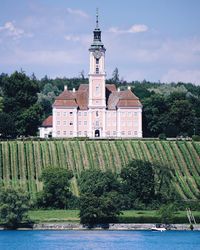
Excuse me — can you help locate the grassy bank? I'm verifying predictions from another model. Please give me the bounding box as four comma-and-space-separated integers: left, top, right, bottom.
28, 210, 200, 224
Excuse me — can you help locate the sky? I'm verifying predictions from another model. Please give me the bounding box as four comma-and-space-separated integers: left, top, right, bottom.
0, 0, 200, 84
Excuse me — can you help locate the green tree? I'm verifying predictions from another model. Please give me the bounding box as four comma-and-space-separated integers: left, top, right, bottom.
0, 112, 16, 138
2, 71, 41, 137
36, 167, 73, 209
0, 187, 30, 228
158, 203, 177, 224
121, 160, 155, 204
79, 169, 121, 224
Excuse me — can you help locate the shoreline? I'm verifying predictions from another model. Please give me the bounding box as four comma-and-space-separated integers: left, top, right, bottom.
1, 223, 200, 231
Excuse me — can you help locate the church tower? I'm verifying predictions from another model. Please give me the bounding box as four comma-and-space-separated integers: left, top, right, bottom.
88, 10, 106, 138
88, 9, 106, 108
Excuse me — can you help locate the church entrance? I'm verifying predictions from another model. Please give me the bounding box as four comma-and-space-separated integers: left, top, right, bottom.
95, 129, 100, 137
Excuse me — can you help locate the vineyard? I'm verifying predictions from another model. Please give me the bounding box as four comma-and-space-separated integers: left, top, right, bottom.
0, 140, 199, 200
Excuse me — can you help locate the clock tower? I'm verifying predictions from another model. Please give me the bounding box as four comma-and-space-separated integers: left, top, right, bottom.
88, 10, 106, 138
88, 9, 106, 108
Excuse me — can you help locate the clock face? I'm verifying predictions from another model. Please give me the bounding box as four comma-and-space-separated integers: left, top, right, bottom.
93, 51, 102, 59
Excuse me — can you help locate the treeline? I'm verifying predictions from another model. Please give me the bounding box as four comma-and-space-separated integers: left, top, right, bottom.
0, 71, 200, 138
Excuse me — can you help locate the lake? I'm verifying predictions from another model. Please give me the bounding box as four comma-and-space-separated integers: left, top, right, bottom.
0, 230, 200, 250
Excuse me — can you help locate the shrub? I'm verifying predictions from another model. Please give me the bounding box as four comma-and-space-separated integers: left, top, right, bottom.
192, 135, 200, 141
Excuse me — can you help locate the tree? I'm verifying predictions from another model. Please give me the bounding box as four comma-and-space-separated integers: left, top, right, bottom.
111, 67, 120, 83
79, 169, 121, 224
120, 160, 155, 204
0, 112, 16, 138
0, 187, 30, 228
158, 204, 177, 224
2, 71, 41, 137
36, 167, 73, 209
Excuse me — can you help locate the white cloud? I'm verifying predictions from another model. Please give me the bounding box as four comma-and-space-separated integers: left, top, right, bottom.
64, 35, 80, 42
108, 24, 148, 34
66, 8, 89, 18
128, 24, 148, 33
161, 69, 200, 84
0, 21, 25, 39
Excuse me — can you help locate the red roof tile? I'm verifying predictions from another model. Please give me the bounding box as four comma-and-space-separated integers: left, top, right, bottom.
52, 84, 142, 110
41, 115, 52, 127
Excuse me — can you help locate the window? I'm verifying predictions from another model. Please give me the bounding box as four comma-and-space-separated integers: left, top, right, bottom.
84, 131, 87, 136
128, 112, 132, 117
78, 131, 81, 136
84, 112, 87, 116
134, 112, 138, 116
113, 131, 116, 136
96, 58, 99, 64
134, 131, 138, 136
128, 131, 131, 135
63, 112, 66, 116
96, 121, 99, 126
70, 112, 73, 116
79, 121, 81, 125
78, 112, 81, 116
96, 85, 100, 94
70, 122, 73, 125
96, 67, 99, 74
57, 112, 60, 116
96, 111, 99, 117
63, 131, 66, 135
63, 121, 67, 125
57, 121, 60, 125
70, 131, 73, 135
84, 121, 87, 125
121, 131, 125, 135
57, 131, 60, 135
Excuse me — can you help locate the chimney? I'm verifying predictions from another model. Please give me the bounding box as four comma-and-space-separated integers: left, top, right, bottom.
128, 86, 131, 90
64, 85, 68, 91
73, 88, 76, 92
117, 88, 120, 92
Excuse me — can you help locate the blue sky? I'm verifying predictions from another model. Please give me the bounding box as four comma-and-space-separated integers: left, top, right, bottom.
0, 0, 200, 84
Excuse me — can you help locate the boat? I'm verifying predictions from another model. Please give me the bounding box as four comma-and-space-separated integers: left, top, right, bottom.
151, 227, 166, 232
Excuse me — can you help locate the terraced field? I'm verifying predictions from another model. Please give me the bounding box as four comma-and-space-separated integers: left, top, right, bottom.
0, 140, 199, 200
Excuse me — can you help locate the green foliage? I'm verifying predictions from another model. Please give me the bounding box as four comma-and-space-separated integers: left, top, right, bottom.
158, 204, 177, 224
1, 71, 41, 137
36, 167, 73, 209
158, 133, 166, 140
0, 187, 30, 228
0, 112, 16, 138
192, 135, 200, 141
121, 160, 155, 204
79, 169, 119, 197
79, 169, 121, 224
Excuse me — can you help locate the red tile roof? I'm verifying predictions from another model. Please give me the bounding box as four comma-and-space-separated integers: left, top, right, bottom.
52, 84, 142, 110
41, 115, 52, 127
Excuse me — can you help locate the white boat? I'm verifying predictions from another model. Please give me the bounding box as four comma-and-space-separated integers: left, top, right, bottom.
151, 227, 166, 232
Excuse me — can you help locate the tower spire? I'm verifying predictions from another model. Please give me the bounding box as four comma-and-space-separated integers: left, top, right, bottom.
96, 8, 99, 28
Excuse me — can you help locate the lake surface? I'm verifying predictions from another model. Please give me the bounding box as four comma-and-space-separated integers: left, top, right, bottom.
0, 230, 200, 250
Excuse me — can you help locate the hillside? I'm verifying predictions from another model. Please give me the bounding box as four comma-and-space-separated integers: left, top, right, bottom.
0, 140, 199, 200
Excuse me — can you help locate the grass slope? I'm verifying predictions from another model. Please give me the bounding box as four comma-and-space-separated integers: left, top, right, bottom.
0, 140, 200, 200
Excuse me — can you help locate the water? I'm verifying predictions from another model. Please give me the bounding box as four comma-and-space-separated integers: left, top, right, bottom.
0, 230, 199, 250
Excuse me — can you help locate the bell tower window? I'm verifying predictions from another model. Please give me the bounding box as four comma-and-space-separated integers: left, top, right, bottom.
96, 67, 99, 74
96, 58, 99, 64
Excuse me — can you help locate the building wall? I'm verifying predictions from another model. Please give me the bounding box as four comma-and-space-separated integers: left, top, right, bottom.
52, 106, 142, 138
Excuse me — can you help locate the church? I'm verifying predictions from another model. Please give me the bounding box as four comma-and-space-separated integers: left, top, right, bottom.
39, 12, 142, 139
